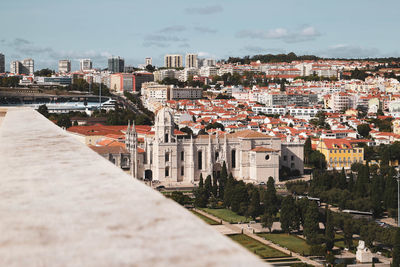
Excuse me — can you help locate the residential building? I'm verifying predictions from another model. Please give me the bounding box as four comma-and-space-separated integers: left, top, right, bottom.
153, 69, 176, 81
0, 53, 4, 73
317, 139, 364, 170
185, 53, 198, 68
10, 58, 34, 75
170, 87, 203, 100
36, 76, 72, 86
80, 59, 92, 71
133, 72, 154, 91
58, 60, 71, 73
145, 57, 152, 66
110, 73, 135, 93
108, 56, 125, 73
164, 54, 183, 68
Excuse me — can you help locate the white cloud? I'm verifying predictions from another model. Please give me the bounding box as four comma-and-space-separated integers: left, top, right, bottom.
320, 44, 380, 58
236, 26, 321, 43
185, 5, 223, 15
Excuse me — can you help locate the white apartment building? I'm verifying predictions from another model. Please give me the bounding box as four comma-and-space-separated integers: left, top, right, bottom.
58, 60, 71, 73
164, 54, 183, 68
153, 69, 176, 81
183, 68, 199, 81
199, 66, 218, 77
170, 87, 203, 100
185, 53, 198, 68
80, 59, 92, 71
10, 58, 34, 75
145, 57, 152, 66
329, 92, 355, 111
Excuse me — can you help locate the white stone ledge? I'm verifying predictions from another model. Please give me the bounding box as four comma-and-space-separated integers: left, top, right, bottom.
0, 108, 266, 267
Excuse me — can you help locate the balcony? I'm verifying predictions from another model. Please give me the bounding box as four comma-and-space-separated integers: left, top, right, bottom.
0, 108, 265, 266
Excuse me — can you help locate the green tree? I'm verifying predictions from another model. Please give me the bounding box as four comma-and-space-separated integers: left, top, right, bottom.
309, 151, 327, 169
212, 174, 218, 197
304, 137, 312, 164
37, 104, 49, 117
357, 124, 371, 138
280, 195, 297, 233
56, 114, 72, 129
343, 218, 353, 249
231, 181, 249, 214
219, 161, 228, 199
264, 176, 278, 216
303, 201, 320, 245
204, 175, 212, 198
223, 173, 235, 208
393, 228, 400, 267
248, 189, 262, 219
199, 174, 204, 189
325, 210, 335, 251
261, 212, 275, 233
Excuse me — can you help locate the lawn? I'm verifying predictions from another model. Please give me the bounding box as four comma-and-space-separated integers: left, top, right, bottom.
258, 233, 312, 256
334, 233, 359, 249
201, 208, 249, 223
190, 210, 220, 225
228, 234, 288, 259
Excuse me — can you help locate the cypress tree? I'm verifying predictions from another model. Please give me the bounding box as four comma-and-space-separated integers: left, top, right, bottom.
219, 161, 228, 198
280, 195, 296, 234
223, 173, 235, 208
325, 210, 335, 251
212, 174, 218, 197
248, 189, 262, 219
393, 228, 400, 267
204, 175, 212, 198
304, 201, 320, 245
339, 168, 347, 190
199, 174, 204, 189
264, 176, 278, 216
304, 137, 312, 164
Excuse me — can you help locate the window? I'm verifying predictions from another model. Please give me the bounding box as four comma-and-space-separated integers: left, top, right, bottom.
165, 167, 169, 177
165, 152, 169, 162
231, 150, 236, 168
181, 151, 184, 161
181, 166, 184, 176
164, 133, 169, 143
291, 163, 295, 168
283, 155, 287, 161
215, 151, 219, 161
265, 154, 270, 160
198, 151, 202, 170
291, 155, 294, 161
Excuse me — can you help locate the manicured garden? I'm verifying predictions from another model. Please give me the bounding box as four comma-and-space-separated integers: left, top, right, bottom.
190, 210, 220, 225
201, 208, 250, 223
258, 233, 311, 256
228, 234, 288, 259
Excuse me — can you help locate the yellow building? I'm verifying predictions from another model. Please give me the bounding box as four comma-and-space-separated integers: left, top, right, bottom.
317, 139, 364, 170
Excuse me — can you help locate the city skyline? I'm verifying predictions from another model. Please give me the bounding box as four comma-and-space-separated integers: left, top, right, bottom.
1, 0, 400, 70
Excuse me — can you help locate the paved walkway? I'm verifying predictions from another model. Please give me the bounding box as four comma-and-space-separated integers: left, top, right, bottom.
194, 209, 323, 266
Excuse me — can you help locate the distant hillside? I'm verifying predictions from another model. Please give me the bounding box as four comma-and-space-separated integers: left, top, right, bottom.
225, 52, 400, 64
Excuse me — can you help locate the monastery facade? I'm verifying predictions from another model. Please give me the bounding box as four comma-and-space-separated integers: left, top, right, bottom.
126, 107, 304, 183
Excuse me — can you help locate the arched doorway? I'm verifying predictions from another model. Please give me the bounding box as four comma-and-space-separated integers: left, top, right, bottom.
144, 169, 153, 181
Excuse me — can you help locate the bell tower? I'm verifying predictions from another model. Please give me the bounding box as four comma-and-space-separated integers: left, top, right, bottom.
155, 107, 175, 143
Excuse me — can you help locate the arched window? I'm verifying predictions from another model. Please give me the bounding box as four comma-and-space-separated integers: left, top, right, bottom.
215, 151, 219, 161
181, 166, 184, 176
165, 166, 170, 177
164, 133, 169, 143
231, 149, 236, 169
165, 152, 170, 162
198, 151, 202, 170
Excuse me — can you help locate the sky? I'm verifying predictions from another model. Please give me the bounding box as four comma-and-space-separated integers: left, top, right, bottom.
1, 0, 400, 71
